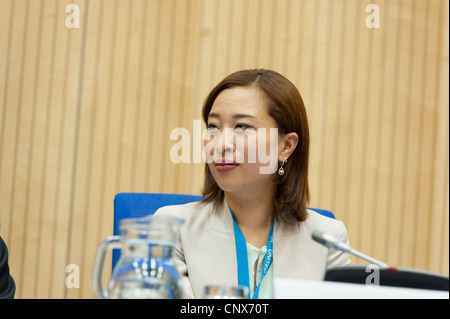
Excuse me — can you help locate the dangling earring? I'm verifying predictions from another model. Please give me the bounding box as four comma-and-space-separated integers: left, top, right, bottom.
278, 158, 288, 176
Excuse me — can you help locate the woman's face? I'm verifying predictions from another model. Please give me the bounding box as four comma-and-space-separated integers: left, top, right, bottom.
205, 86, 281, 196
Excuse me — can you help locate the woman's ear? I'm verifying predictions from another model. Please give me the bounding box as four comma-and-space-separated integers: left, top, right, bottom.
279, 132, 298, 162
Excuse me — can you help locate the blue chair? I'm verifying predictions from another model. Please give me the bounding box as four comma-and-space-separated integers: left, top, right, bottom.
307, 207, 335, 219
112, 192, 335, 268
112, 193, 202, 268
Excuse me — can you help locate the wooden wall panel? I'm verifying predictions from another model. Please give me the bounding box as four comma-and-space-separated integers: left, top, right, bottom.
0, 0, 448, 298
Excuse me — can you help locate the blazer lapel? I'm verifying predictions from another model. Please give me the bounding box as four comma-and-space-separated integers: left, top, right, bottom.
207, 198, 234, 237
273, 215, 301, 280
191, 199, 238, 293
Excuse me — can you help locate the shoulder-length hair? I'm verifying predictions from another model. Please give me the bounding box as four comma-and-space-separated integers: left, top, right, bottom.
201, 69, 310, 223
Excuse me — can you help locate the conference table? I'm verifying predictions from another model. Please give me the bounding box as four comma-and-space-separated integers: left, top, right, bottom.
273, 278, 449, 299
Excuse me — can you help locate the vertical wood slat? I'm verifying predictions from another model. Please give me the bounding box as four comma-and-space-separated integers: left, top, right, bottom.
0, 0, 13, 163
48, 0, 77, 298
429, 0, 449, 275
1, 0, 31, 297
0, 0, 448, 298
372, 1, 397, 263
66, 0, 99, 299
32, 0, 60, 298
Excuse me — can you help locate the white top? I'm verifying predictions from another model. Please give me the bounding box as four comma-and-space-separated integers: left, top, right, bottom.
246, 243, 273, 298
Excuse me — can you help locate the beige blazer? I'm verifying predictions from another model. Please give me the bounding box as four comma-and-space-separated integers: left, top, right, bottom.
154, 199, 351, 298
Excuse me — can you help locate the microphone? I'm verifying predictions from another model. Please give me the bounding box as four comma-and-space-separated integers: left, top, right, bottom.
312, 230, 389, 269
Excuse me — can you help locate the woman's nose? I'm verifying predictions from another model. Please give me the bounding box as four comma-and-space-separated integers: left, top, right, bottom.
214, 128, 235, 155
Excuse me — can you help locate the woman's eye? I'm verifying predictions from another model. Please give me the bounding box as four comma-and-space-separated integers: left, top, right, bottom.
235, 123, 254, 131
207, 123, 220, 131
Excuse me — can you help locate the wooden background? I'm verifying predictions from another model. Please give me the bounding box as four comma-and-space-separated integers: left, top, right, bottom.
0, 0, 448, 298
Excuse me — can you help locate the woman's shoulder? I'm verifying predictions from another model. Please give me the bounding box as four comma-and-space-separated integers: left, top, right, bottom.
154, 200, 212, 221
303, 208, 349, 242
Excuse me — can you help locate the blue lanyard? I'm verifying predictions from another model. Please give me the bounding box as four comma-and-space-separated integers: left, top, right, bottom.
230, 208, 274, 299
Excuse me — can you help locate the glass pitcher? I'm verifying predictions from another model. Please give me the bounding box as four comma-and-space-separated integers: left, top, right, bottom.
92, 214, 184, 299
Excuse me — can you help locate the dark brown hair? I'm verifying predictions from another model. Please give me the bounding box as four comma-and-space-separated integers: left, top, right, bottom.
201, 69, 310, 223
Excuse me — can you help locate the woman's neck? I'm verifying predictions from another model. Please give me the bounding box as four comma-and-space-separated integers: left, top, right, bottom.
225, 191, 274, 248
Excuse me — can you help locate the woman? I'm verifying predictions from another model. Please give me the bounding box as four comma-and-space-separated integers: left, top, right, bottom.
155, 69, 350, 298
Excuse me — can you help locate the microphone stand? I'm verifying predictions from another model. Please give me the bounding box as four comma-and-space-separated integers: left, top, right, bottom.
312, 230, 389, 269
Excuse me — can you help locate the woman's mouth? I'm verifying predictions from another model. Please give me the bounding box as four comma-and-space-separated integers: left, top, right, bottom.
214, 161, 239, 173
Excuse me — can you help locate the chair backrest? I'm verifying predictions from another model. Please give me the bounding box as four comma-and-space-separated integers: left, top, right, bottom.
113, 192, 202, 236
307, 207, 335, 219
112, 192, 335, 268
112, 193, 202, 268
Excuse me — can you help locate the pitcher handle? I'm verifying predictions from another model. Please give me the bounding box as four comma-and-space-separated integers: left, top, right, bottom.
92, 235, 121, 299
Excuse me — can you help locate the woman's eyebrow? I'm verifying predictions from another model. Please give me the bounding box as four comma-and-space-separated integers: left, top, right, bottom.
208, 113, 257, 120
